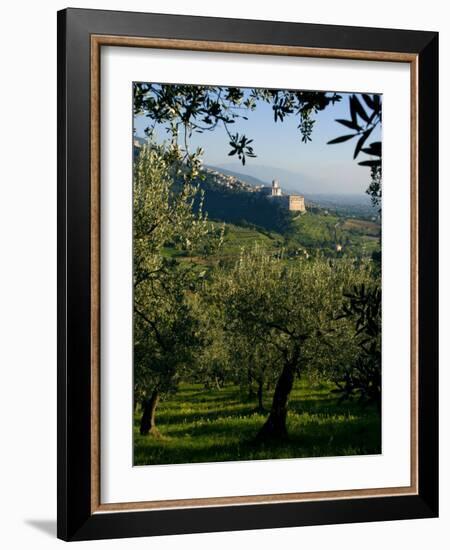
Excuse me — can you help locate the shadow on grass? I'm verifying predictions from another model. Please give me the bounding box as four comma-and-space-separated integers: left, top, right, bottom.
134, 425, 381, 466
151, 404, 264, 427
136, 395, 375, 429
133, 383, 381, 466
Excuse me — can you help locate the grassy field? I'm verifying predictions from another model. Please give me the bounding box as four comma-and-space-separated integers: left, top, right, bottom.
286, 212, 381, 256
167, 212, 380, 268
220, 223, 282, 255
205, 212, 381, 260
134, 381, 381, 466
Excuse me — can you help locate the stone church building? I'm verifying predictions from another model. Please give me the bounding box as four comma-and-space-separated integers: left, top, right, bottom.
259, 179, 306, 212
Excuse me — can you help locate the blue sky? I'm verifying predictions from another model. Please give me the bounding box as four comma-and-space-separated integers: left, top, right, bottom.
134, 88, 381, 196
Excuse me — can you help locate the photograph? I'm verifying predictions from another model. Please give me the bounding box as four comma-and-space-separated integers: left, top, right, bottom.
132, 82, 383, 466
51, 4, 438, 543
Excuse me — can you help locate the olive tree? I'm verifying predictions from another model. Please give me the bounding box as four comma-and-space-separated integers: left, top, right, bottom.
332, 283, 381, 410
133, 143, 219, 435
223, 324, 282, 411
199, 270, 283, 410
134, 83, 341, 166
213, 248, 372, 439
135, 83, 381, 203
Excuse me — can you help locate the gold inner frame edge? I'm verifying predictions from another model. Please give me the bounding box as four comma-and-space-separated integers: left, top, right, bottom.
90, 35, 419, 514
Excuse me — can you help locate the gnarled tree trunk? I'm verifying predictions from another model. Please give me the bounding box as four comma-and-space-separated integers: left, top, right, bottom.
256, 348, 299, 440
140, 390, 160, 436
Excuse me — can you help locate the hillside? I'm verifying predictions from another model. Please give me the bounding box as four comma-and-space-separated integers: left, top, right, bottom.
204, 165, 378, 220
205, 164, 268, 188
176, 166, 382, 260
193, 169, 291, 234
213, 162, 314, 194
285, 212, 380, 257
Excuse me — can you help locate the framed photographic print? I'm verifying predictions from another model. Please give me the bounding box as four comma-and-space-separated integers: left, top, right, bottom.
57, 8, 438, 541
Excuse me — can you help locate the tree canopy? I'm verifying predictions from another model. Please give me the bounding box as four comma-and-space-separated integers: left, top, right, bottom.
134, 83, 382, 205
133, 144, 220, 433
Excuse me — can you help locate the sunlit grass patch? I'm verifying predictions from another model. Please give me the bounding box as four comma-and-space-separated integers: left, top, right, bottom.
133, 381, 381, 466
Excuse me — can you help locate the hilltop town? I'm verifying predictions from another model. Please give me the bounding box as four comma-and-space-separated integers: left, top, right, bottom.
135, 139, 307, 213
204, 168, 306, 212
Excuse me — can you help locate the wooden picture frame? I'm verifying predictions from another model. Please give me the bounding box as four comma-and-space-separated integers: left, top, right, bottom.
57, 7, 438, 541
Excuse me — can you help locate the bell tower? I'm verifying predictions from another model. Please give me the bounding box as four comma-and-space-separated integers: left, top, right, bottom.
271, 179, 282, 196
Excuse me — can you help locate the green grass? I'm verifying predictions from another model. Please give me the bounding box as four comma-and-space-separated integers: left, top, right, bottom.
283, 212, 381, 257
220, 223, 282, 255
341, 218, 381, 236
170, 211, 380, 269
133, 381, 381, 466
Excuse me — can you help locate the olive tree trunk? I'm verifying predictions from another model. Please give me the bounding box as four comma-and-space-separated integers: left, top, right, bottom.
139, 390, 160, 436
256, 350, 299, 440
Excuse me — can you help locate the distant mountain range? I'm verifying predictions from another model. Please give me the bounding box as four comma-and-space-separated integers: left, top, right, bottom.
210, 162, 309, 194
